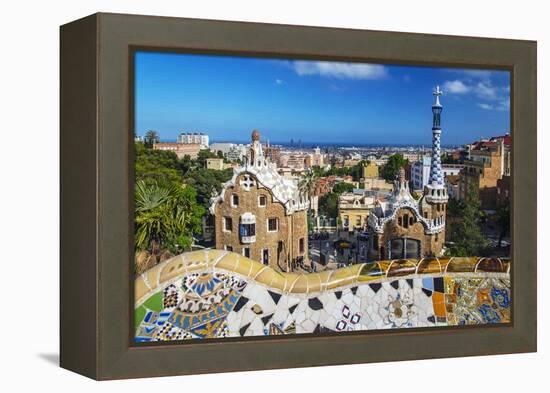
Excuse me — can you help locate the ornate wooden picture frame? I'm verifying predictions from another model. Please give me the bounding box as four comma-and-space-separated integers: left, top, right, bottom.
60, 13, 536, 380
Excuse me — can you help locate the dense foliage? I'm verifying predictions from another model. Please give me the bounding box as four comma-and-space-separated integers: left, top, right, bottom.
380, 154, 408, 182
184, 168, 233, 209
447, 185, 489, 256
134, 142, 232, 259
332, 182, 355, 194
496, 201, 510, 247
311, 160, 368, 182
318, 182, 355, 218
135, 142, 181, 186
134, 180, 204, 255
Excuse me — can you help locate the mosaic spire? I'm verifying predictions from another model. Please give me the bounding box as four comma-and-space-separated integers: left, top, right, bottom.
429, 86, 444, 187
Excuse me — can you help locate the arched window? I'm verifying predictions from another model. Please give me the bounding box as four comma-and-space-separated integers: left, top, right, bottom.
388, 238, 421, 259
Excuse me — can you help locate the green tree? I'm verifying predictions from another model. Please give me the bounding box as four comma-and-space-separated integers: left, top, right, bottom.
318, 192, 339, 218
177, 154, 197, 176
318, 181, 355, 219
447, 186, 489, 256
183, 168, 233, 209
332, 182, 354, 194
496, 201, 510, 247
143, 130, 160, 148
349, 160, 368, 181
441, 153, 460, 164
311, 166, 326, 177
380, 154, 408, 181
196, 149, 218, 168
325, 166, 351, 177
134, 180, 205, 255
135, 142, 181, 187
298, 170, 320, 205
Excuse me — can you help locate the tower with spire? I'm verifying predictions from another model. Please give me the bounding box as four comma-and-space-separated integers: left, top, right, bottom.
424, 86, 449, 204
366, 87, 448, 261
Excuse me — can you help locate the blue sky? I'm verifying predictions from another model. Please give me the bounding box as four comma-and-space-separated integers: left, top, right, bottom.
135, 51, 510, 146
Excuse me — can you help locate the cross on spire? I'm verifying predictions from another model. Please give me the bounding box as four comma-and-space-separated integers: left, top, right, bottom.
433, 85, 442, 107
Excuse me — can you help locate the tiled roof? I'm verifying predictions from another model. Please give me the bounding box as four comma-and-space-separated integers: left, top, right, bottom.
210, 162, 309, 215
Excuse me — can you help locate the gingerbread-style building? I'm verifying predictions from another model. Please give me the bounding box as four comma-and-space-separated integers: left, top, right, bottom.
367, 87, 448, 260
210, 130, 309, 271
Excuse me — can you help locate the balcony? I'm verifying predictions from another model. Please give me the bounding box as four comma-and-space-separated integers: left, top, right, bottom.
240, 212, 256, 244
240, 235, 256, 244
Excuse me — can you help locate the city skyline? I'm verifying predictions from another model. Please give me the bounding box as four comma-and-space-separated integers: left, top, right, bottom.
135, 51, 511, 146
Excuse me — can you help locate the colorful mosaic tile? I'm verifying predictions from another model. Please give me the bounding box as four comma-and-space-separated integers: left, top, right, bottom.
134, 251, 511, 342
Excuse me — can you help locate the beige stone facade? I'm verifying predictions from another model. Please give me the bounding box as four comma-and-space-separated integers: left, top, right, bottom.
153, 142, 201, 159
367, 173, 447, 261
362, 178, 393, 192
338, 192, 375, 232
459, 138, 509, 209
213, 174, 308, 271
362, 162, 379, 179
211, 130, 309, 272
206, 158, 224, 170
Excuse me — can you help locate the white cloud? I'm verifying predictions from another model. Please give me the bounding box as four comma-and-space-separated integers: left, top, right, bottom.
475, 81, 499, 100
291, 61, 388, 80
443, 77, 509, 112
477, 98, 509, 111
274, 79, 285, 85
477, 103, 494, 110
443, 80, 470, 94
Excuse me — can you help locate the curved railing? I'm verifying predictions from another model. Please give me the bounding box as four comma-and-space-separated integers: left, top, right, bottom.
135, 249, 510, 306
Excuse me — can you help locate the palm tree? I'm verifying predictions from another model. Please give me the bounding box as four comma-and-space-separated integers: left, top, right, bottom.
134, 180, 204, 255
143, 130, 160, 148
298, 170, 320, 216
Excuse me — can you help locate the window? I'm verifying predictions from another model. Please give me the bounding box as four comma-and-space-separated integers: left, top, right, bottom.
224, 245, 233, 252
389, 238, 421, 259
398, 217, 402, 226
268, 218, 279, 232
403, 213, 409, 229
262, 249, 269, 265
356, 217, 361, 226
258, 195, 267, 207
240, 223, 256, 237
231, 194, 239, 207
299, 238, 305, 254
223, 217, 233, 232
242, 247, 250, 258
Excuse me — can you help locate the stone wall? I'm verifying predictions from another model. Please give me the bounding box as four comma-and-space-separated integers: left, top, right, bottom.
135, 250, 511, 342
369, 207, 445, 260
214, 173, 308, 271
